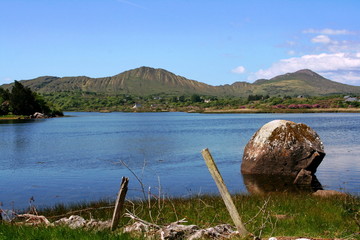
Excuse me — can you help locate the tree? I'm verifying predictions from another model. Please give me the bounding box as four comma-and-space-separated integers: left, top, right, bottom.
10, 81, 41, 115
191, 94, 201, 103
0, 87, 10, 115
170, 96, 178, 103
0, 87, 10, 101
178, 95, 186, 102
34, 93, 51, 114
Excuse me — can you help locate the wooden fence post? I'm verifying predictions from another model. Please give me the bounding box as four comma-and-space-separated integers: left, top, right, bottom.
201, 148, 249, 236
111, 177, 129, 231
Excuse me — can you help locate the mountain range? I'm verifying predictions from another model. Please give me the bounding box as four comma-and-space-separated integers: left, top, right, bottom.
2, 67, 360, 97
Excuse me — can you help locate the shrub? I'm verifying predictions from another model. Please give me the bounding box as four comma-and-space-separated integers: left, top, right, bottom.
288, 104, 299, 109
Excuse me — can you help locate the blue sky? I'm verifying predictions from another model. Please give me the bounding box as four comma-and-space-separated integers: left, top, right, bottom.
1, 0, 360, 86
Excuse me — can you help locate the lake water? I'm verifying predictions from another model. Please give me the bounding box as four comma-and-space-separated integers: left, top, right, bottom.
1, 112, 359, 209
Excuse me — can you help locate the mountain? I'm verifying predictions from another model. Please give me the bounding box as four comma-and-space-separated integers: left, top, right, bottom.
2, 67, 360, 97
251, 69, 360, 96
2, 67, 218, 96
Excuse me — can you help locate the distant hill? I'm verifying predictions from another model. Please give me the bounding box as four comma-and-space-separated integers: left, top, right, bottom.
2, 67, 217, 96
2, 67, 360, 97
251, 69, 360, 96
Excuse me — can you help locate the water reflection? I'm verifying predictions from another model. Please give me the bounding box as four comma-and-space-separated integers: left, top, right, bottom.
242, 174, 323, 194
0, 119, 33, 124
1, 112, 359, 209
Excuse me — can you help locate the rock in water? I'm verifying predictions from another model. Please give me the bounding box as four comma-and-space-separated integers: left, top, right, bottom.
241, 120, 325, 184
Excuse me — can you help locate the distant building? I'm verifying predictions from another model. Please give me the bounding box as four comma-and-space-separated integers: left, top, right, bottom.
344, 96, 359, 102
132, 103, 142, 109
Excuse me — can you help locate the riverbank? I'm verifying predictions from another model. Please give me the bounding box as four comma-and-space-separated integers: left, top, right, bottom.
202, 107, 360, 114
1, 193, 359, 239
0, 115, 28, 120
0, 113, 64, 120
33, 107, 360, 115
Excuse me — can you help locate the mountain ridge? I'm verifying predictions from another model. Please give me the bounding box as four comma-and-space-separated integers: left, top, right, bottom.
2, 66, 360, 97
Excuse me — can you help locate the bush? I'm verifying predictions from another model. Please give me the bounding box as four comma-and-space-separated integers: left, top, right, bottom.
298, 104, 312, 109
288, 104, 299, 109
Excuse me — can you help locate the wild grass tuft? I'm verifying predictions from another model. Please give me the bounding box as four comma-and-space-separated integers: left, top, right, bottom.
1, 193, 359, 239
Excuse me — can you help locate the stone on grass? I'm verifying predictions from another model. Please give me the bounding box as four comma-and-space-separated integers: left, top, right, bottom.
124, 221, 238, 240
55, 215, 86, 229
160, 223, 199, 240
54, 215, 111, 230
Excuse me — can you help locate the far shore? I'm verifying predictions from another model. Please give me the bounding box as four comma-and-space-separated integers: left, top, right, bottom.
201, 107, 360, 114
1, 108, 360, 119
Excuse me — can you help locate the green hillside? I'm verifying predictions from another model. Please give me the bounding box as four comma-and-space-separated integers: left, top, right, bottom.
2, 67, 360, 98
2, 67, 218, 96
251, 69, 359, 96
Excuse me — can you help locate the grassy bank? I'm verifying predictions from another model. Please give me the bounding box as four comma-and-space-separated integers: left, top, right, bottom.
0, 115, 27, 120
0, 224, 136, 240
1, 193, 359, 239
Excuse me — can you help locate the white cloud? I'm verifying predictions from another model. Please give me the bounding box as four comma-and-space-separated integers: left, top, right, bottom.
311, 35, 331, 44
303, 28, 354, 35
231, 66, 246, 74
270, 28, 360, 85
286, 41, 297, 46
250, 53, 360, 85
330, 41, 360, 53
284, 29, 360, 54
287, 50, 296, 55
322, 71, 360, 85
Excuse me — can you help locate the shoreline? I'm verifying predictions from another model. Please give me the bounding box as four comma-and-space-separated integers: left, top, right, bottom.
1, 108, 359, 120
0, 115, 64, 120
202, 107, 360, 114
0, 115, 28, 120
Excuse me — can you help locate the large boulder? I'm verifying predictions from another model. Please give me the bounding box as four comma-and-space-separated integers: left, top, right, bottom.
241, 120, 325, 184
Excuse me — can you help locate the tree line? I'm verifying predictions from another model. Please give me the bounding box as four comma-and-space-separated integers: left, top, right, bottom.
34, 90, 360, 112
0, 81, 63, 116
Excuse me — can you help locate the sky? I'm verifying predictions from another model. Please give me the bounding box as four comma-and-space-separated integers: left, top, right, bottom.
1, 0, 360, 86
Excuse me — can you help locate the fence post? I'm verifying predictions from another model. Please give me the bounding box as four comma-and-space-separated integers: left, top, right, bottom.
201, 148, 249, 236
111, 177, 129, 231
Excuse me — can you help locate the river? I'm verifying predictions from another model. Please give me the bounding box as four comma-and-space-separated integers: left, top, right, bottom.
0, 112, 359, 209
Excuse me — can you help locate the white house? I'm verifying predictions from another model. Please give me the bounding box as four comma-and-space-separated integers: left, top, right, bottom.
132, 103, 142, 109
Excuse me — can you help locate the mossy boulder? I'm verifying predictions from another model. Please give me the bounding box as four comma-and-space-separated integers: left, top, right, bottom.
241, 120, 325, 184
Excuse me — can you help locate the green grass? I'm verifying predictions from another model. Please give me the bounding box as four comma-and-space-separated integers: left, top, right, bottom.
0, 115, 27, 120
1, 193, 359, 239
0, 224, 137, 240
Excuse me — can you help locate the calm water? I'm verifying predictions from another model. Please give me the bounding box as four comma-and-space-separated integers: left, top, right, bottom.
0, 112, 359, 209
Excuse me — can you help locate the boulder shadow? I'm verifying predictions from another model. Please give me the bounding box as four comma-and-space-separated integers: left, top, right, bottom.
242, 173, 323, 194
